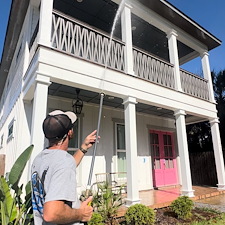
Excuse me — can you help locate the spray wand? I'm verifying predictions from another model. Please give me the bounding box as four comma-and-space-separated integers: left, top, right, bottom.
85, 92, 105, 201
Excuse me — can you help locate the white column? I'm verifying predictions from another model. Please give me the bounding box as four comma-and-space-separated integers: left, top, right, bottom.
167, 30, 182, 91
209, 118, 225, 189
38, 0, 54, 46
201, 51, 216, 103
174, 109, 194, 197
30, 75, 51, 164
121, 3, 134, 75
123, 96, 140, 206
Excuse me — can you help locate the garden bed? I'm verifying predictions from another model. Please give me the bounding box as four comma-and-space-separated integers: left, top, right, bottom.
116, 206, 224, 225
154, 206, 223, 224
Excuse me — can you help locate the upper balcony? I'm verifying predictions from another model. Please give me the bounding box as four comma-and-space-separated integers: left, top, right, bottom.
47, 9, 210, 101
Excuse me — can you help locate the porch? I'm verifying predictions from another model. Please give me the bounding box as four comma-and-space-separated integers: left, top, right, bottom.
117, 186, 225, 216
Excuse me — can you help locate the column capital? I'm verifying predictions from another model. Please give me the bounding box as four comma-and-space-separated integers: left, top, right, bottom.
124, 2, 132, 9
174, 109, 186, 117
209, 118, 220, 124
123, 96, 137, 105
35, 74, 51, 86
166, 29, 178, 38
200, 51, 209, 58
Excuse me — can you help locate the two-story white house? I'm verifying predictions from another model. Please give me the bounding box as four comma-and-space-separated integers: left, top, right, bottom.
0, 0, 225, 205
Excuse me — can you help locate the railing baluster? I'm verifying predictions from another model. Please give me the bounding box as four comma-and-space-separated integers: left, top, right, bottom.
52, 11, 125, 72
180, 69, 209, 100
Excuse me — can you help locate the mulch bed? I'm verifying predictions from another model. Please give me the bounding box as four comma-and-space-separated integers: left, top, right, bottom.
155, 207, 222, 225
116, 206, 222, 224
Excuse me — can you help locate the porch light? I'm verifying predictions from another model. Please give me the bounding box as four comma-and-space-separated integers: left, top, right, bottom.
72, 89, 83, 115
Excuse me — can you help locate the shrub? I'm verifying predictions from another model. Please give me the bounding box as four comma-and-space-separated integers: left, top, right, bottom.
88, 212, 104, 225
0, 145, 34, 225
124, 204, 155, 225
170, 196, 194, 219
92, 181, 124, 225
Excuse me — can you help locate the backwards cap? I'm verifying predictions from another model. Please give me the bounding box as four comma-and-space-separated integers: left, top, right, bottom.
43, 110, 77, 140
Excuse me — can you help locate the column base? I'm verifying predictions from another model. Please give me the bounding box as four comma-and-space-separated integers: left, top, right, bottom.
181, 189, 195, 197
125, 198, 141, 207
217, 184, 225, 190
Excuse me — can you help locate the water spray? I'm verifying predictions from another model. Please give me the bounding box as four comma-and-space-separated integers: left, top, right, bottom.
84, 0, 126, 201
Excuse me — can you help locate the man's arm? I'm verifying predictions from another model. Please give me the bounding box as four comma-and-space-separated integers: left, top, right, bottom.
43, 197, 93, 223
74, 130, 99, 166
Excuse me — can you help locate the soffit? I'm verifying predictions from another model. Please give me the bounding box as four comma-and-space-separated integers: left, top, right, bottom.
137, 0, 221, 50
0, 0, 29, 97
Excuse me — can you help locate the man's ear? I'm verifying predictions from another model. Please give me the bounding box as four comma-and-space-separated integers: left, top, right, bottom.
68, 129, 74, 139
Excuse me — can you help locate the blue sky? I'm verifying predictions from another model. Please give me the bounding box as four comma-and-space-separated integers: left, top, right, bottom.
0, 0, 12, 62
0, 0, 224, 74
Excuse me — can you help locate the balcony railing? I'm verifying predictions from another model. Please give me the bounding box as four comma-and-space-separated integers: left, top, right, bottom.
52, 11, 125, 72
133, 47, 175, 89
51, 11, 210, 101
180, 69, 209, 100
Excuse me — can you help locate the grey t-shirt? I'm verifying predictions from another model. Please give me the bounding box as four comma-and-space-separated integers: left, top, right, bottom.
31, 149, 83, 225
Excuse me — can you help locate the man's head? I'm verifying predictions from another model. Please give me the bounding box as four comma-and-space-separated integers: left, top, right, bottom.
43, 110, 77, 145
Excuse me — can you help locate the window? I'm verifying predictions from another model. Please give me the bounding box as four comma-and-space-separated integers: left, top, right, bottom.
116, 123, 126, 176
0, 134, 3, 148
7, 119, 14, 141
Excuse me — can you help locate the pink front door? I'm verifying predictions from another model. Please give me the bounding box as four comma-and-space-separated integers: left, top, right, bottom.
150, 130, 178, 187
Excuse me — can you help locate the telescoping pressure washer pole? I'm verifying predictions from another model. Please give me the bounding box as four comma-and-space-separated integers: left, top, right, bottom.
86, 92, 104, 195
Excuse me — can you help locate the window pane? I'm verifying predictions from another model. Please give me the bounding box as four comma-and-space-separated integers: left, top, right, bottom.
150, 133, 159, 145
1, 135, 3, 146
154, 159, 161, 169
118, 152, 126, 173
165, 159, 174, 169
8, 122, 14, 138
69, 120, 79, 148
117, 124, 125, 150
153, 145, 160, 158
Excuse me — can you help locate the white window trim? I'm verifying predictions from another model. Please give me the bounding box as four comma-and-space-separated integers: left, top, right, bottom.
0, 134, 4, 149
7, 119, 15, 142
115, 122, 126, 168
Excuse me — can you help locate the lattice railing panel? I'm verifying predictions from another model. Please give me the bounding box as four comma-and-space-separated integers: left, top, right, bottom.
52, 11, 125, 72
133, 48, 175, 89
180, 69, 209, 100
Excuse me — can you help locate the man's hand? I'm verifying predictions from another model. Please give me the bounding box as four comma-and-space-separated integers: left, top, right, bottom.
74, 130, 100, 166
79, 196, 93, 222
81, 130, 100, 150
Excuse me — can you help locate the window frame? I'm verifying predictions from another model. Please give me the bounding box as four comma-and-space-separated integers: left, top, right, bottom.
115, 122, 126, 175
0, 134, 3, 149
7, 119, 15, 142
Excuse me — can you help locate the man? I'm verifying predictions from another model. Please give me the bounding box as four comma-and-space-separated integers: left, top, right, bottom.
31, 110, 97, 224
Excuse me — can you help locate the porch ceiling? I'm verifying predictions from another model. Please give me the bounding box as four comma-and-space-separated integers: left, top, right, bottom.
53, 0, 195, 62
49, 82, 176, 119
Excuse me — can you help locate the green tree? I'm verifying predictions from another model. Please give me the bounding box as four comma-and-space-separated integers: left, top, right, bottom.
212, 69, 225, 149
186, 69, 225, 152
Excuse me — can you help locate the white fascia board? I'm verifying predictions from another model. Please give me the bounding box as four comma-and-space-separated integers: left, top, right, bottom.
22, 52, 39, 101
160, 0, 221, 45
